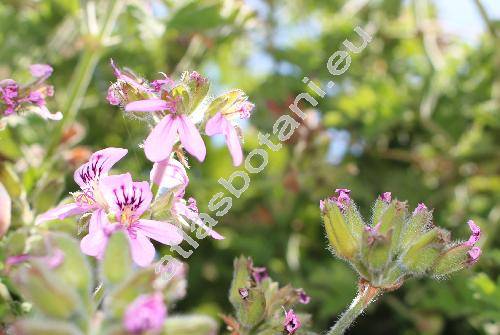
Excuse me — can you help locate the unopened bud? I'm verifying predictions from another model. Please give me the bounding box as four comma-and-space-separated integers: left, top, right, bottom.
402, 228, 448, 274
322, 200, 359, 260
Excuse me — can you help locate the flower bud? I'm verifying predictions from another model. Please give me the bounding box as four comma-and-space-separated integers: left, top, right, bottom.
322, 198, 359, 260
401, 227, 448, 274
0, 181, 11, 237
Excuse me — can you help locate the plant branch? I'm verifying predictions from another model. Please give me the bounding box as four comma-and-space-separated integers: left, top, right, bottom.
326, 281, 382, 335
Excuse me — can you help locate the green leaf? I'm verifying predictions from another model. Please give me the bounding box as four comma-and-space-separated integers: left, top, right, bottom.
12, 260, 80, 319
101, 232, 133, 286
12, 318, 84, 335
163, 314, 219, 335
50, 233, 92, 306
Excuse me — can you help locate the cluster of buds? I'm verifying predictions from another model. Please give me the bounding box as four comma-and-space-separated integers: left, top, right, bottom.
0, 64, 61, 121
107, 60, 254, 166
223, 256, 311, 335
321, 189, 482, 290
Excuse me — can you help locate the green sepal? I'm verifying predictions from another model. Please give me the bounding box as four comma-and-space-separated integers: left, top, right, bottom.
323, 201, 359, 260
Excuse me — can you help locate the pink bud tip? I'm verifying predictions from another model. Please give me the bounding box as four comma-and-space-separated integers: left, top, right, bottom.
413, 202, 428, 214
380, 192, 392, 203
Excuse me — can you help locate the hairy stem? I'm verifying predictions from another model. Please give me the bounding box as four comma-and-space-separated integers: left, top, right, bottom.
326, 282, 381, 335
48, 0, 123, 154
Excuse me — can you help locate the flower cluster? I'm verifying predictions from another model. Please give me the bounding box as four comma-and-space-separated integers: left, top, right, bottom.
224, 256, 311, 335
0, 64, 61, 120
108, 60, 254, 166
321, 189, 482, 289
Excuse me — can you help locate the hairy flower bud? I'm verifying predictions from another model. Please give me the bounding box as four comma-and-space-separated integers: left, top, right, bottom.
322, 196, 359, 261
321, 190, 483, 290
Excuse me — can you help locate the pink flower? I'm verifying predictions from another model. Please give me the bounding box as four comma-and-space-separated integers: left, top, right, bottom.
125, 98, 206, 163
468, 246, 482, 264
465, 220, 481, 247
205, 100, 254, 166
30, 64, 53, 78
380, 192, 391, 203
36, 148, 128, 224
0, 80, 19, 116
124, 293, 166, 334
413, 202, 428, 215
251, 266, 269, 283
283, 309, 301, 334
296, 288, 311, 304
81, 173, 183, 266
320, 188, 352, 213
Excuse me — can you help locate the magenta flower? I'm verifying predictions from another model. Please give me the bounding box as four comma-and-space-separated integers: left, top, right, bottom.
379, 192, 392, 203
0, 79, 19, 116
283, 309, 301, 334
205, 100, 254, 166
1, 64, 60, 120
124, 293, 166, 334
296, 288, 311, 304
36, 147, 128, 224
125, 97, 206, 163
465, 220, 481, 247
81, 173, 183, 266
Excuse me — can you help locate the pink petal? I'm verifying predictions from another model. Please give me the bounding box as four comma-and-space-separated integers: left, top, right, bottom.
125, 99, 169, 112
30, 64, 53, 78
127, 231, 155, 267
205, 112, 225, 136
74, 147, 128, 190
80, 210, 109, 258
35, 203, 86, 225
137, 219, 183, 245
223, 121, 243, 166
144, 115, 180, 162
33, 106, 62, 120
150, 158, 188, 197
178, 115, 206, 162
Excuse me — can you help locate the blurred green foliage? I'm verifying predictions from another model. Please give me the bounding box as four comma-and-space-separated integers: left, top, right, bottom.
0, 0, 499, 334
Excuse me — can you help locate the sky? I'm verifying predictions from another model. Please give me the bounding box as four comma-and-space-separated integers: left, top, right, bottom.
437, 0, 500, 42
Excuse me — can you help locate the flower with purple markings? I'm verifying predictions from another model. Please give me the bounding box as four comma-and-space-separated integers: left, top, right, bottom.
81, 173, 183, 266
283, 309, 301, 334
37, 147, 128, 224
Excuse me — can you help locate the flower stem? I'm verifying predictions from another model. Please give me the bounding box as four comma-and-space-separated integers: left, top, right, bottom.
326, 281, 381, 335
